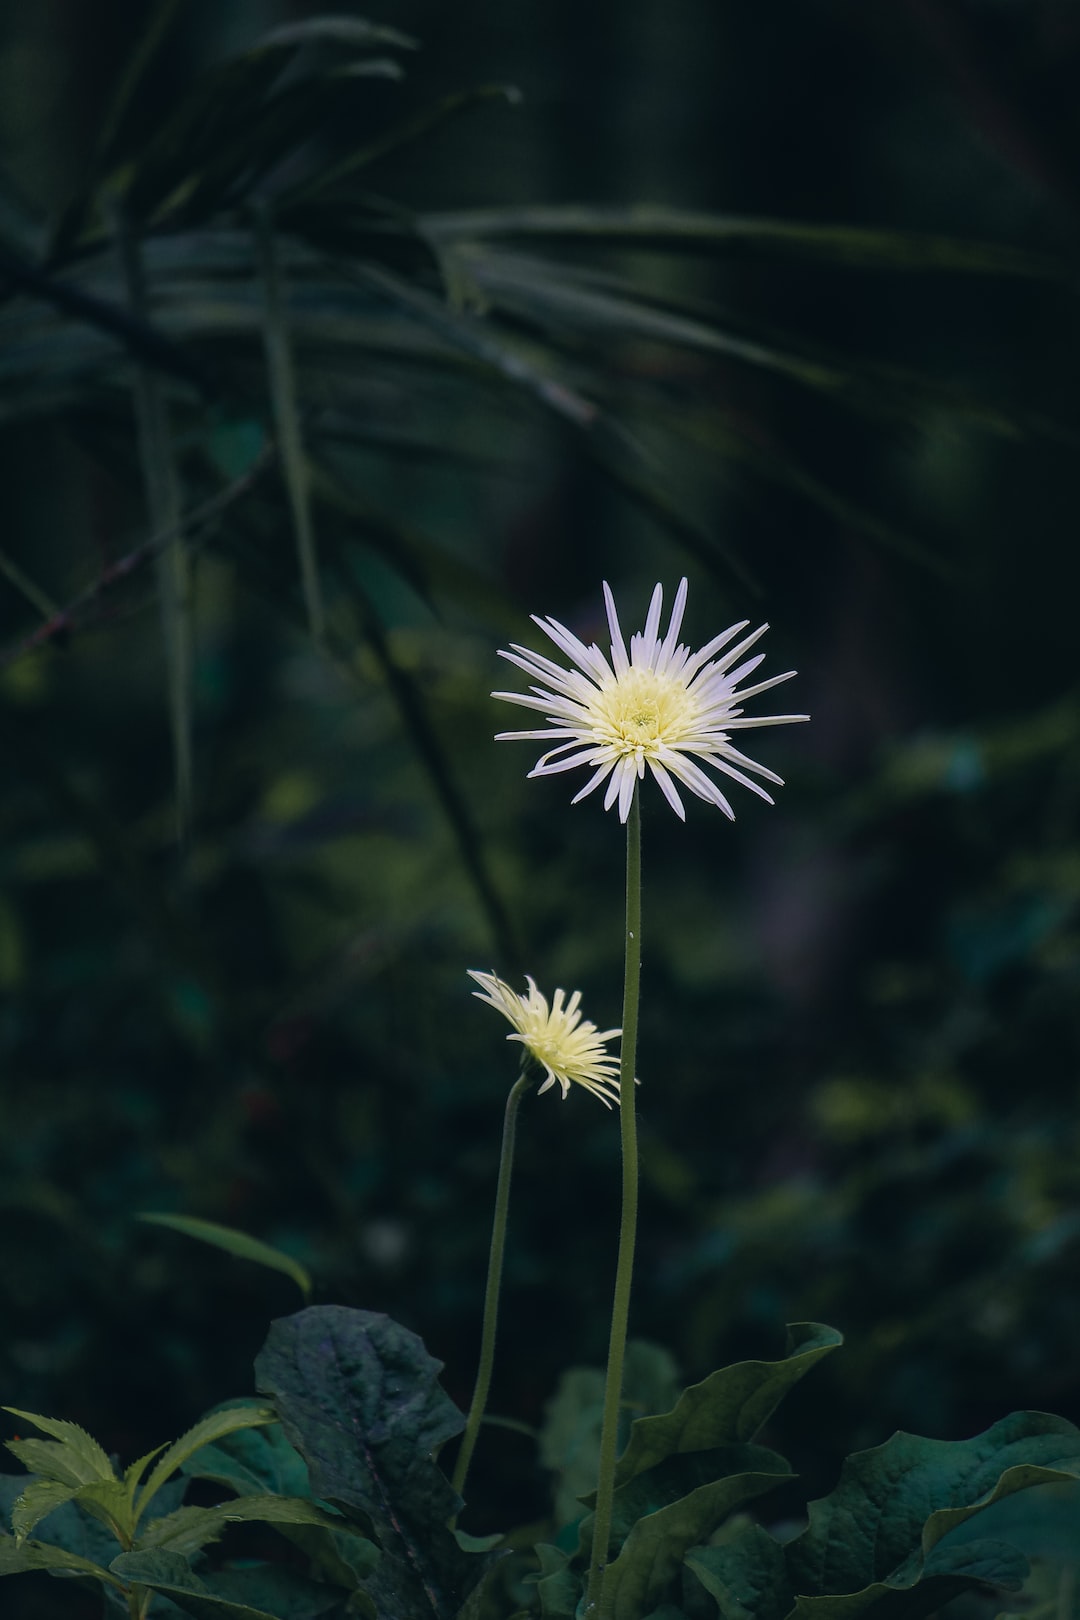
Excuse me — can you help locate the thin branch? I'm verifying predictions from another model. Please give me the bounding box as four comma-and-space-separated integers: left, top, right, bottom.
0, 442, 275, 671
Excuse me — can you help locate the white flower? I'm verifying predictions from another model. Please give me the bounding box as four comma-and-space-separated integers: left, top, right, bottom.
468, 970, 622, 1107
493, 578, 807, 823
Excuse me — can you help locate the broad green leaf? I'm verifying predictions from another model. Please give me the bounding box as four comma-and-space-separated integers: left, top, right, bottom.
195, 1563, 355, 1618
135, 1404, 277, 1523
791, 1540, 1029, 1620
110, 1548, 285, 1619
686, 1524, 793, 1620
597, 1444, 792, 1548
180, 1419, 309, 1498
178, 1419, 378, 1595
612, 1323, 842, 1489
255, 1305, 478, 1620
0, 1529, 125, 1590
9, 1478, 81, 1541
178, 1419, 371, 1595
454, 1529, 504, 1554
453, 1553, 519, 1620
540, 1367, 605, 1530
138, 1213, 313, 1301
787, 1410, 1080, 1595
539, 1342, 682, 1530
931, 1476, 1080, 1563
284, 1519, 382, 1607
529, 1543, 579, 1618
779, 1411, 1080, 1620
600, 1463, 794, 1620
4, 1408, 116, 1487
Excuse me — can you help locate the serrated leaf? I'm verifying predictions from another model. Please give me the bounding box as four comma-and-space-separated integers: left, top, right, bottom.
69, 1478, 137, 1542
254, 1305, 478, 1620
135, 1404, 277, 1524
4, 1408, 116, 1487
0, 1528, 125, 1589
138, 1213, 313, 1301
600, 1465, 794, 1620
612, 1324, 842, 1490
9, 1478, 81, 1540
137, 1492, 372, 1559
125, 1444, 168, 1493
0, 1469, 174, 1570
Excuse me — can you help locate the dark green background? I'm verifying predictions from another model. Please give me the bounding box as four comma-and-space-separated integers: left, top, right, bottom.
0, 0, 1078, 1584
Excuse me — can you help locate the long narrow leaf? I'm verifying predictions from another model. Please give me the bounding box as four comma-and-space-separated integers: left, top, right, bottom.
280, 85, 520, 209
111, 201, 194, 844
254, 206, 325, 645
138, 1213, 313, 1302
51, 0, 187, 256
421, 205, 1061, 278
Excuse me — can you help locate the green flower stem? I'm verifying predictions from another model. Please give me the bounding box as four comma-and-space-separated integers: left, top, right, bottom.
587, 787, 642, 1615
451, 1066, 533, 1511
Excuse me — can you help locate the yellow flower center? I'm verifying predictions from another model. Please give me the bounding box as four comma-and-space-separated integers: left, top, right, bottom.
521, 1013, 576, 1073
592, 668, 697, 757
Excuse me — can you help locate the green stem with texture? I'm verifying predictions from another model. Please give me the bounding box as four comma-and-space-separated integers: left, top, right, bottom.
451, 1066, 533, 1510
587, 787, 642, 1613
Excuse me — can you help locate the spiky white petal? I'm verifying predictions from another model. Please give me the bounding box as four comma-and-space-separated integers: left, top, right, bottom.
493, 579, 808, 822
468, 970, 622, 1107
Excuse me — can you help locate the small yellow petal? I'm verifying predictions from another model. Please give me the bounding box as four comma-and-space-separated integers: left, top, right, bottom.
468, 970, 622, 1108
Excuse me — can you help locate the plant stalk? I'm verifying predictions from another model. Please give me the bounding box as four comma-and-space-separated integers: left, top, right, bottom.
587, 786, 642, 1614
451, 1065, 533, 1511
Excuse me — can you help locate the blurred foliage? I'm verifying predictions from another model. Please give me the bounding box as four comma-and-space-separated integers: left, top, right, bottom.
0, 4, 1079, 1614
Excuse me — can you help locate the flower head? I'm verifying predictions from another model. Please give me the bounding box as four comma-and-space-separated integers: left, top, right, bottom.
468, 969, 622, 1107
493, 578, 808, 822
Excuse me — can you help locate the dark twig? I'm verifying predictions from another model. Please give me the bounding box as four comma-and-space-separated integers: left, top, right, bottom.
0, 441, 276, 670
